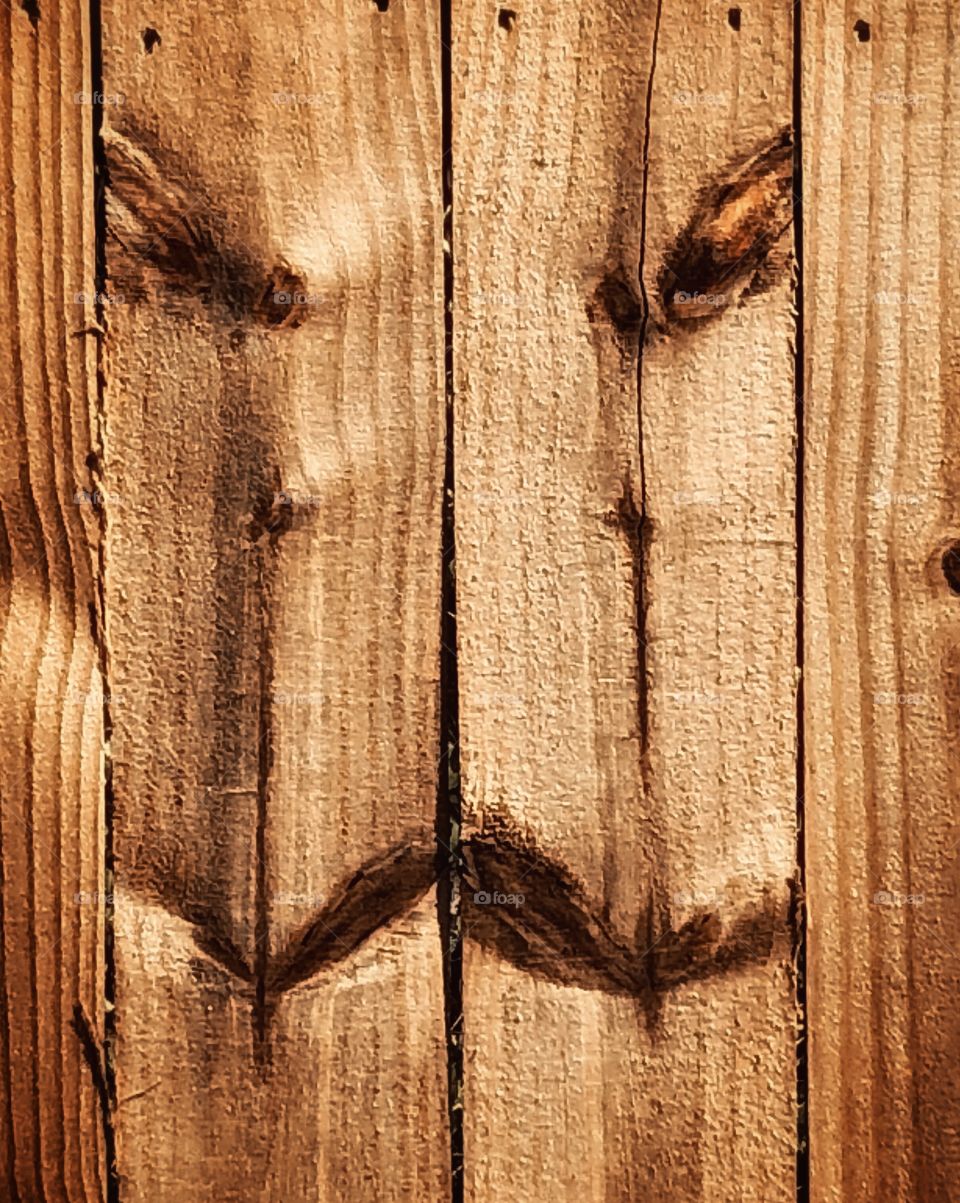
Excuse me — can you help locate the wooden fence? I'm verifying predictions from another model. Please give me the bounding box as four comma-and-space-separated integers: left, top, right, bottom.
0, 0, 957, 1199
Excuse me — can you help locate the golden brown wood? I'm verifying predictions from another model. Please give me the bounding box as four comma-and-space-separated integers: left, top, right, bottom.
453, 1, 798, 1198
803, 3, 960, 1199
100, 1, 449, 1198
0, 1, 105, 1200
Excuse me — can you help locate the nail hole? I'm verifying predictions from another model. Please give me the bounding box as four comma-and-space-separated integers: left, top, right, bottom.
498, 8, 517, 30
373, 0, 389, 11
854, 18, 871, 41
728, 7, 741, 30
943, 542, 960, 594
142, 27, 161, 52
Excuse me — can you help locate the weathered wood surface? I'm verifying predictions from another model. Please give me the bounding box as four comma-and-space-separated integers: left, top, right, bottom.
0, 1, 106, 1200
453, 1, 798, 1199
803, 4, 960, 1200
5, 0, 960, 1198
100, 0, 448, 1198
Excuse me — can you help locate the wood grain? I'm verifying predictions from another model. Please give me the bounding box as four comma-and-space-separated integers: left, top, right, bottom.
0, 1, 106, 1199
452, 1, 798, 1198
803, 3, 960, 1199
100, 1, 448, 1198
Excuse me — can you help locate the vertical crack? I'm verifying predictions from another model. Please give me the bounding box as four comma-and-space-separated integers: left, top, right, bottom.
634, 0, 664, 777
253, 543, 273, 1057
437, 0, 463, 1198
792, 1, 810, 1199
71, 1004, 116, 1199
88, 0, 119, 1193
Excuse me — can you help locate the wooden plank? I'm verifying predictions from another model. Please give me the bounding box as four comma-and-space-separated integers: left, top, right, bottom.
100, 1, 449, 1198
453, 1, 798, 1198
803, 4, 960, 1200
0, 1, 106, 1199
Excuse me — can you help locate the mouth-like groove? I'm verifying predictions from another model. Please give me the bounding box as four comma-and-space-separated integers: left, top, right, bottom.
265, 839, 440, 996
165, 823, 787, 1024
462, 825, 784, 1011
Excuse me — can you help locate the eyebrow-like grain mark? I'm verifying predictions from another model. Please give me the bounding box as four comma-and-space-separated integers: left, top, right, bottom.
104, 126, 309, 327
593, 124, 795, 336
70, 1004, 119, 1198
659, 124, 794, 325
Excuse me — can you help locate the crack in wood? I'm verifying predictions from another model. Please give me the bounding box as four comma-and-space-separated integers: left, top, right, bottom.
70, 1003, 119, 1199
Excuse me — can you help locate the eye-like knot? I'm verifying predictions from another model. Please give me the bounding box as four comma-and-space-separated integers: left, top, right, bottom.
256, 265, 314, 330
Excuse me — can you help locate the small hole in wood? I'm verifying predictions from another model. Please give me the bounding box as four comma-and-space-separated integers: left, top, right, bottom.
728, 7, 741, 30
20, 0, 39, 27
943, 542, 960, 595
498, 8, 517, 31
142, 27, 161, 52
373, 0, 389, 11
854, 18, 871, 41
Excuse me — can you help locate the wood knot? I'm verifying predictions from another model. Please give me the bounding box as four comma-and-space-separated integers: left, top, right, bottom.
659, 125, 794, 328
591, 268, 644, 335
255, 266, 314, 330
942, 541, 960, 595
247, 489, 296, 545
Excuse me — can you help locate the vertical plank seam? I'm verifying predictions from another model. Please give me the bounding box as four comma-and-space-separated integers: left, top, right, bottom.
86, 0, 119, 1192
437, 1, 463, 1198
792, 1, 810, 1200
